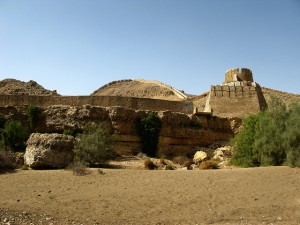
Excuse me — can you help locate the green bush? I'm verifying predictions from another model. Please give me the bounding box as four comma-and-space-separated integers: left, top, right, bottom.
74, 124, 115, 166
231, 95, 300, 167
284, 103, 300, 167
27, 105, 41, 130
190, 121, 202, 129
63, 128, 75, 136
0, 151, 16, 173
0, 115, 6, 129
3, 120, 28, 152
230, 113, 262, 167
136, 112, 162, 157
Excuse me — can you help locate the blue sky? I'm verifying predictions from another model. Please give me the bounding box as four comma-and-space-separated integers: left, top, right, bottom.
0, 0, 299, 95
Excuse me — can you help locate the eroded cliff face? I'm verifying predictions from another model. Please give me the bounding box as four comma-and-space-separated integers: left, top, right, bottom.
0, 105, 240, 157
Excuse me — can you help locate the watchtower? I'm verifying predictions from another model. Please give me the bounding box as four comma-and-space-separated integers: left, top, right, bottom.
225, 68, 253, 83
204, 68, 267, 117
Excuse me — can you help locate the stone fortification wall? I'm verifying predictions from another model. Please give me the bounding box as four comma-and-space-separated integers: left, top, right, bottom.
205, 84, 267, 118
91, 79, 133, 94
0, 95, 194, 114
135, 79, 187, 99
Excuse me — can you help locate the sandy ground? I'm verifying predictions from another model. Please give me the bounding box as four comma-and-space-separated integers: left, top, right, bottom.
0, 166, 299, 225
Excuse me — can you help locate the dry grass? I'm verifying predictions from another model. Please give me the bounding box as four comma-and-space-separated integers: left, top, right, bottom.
199, 159, 220, 170
183, 161, 193, 170
144, 159, 158, 170
69, 161, 91, 176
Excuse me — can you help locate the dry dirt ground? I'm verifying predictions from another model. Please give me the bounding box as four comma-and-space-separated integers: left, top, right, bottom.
0, 166, 299, 225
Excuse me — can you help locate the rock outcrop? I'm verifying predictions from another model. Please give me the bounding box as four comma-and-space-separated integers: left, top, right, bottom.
1, 105, 238, 158
24, 133, 75, 169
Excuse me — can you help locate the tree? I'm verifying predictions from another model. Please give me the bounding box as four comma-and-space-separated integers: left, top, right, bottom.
136, 112, 162, 157
231, 95, 300, 167
254, 96, 288, 166
27, 105, 41, 130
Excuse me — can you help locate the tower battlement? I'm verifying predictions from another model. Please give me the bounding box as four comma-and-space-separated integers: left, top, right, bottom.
225, 68, 253, 83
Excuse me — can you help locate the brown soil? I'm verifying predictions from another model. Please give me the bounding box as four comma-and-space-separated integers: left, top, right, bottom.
0, 166, 299, 225
0, 79, 59, 96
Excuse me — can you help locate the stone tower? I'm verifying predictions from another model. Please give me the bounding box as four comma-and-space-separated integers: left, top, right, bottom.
204, 68, 267, 118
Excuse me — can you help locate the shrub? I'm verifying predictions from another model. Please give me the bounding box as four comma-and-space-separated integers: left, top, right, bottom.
199, 159, 219, 170
69, 161, 91, 176
27, 105, 41, 130
3, 120, 28, 152
0, 115, 6, 129
144, 159, 158, 170
172, 155, 191, 165
0, 151, 16, 173
97, 168, 105, 175
183, 161, 193, 170
136, 112, 162, 157
190, 121, 202, 129
74, 124, 115, 166
21, 164, 29, 170
63, 128, 75, 136
159, 158, 167, 166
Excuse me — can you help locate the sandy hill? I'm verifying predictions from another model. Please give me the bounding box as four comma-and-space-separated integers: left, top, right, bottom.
261, 87, 300, 106
91, 79, 187, 101
0, 79, 59, 96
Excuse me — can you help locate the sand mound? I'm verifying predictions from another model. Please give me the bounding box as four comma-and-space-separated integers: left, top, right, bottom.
91, 79, 187, 101
0, 78, 60, 96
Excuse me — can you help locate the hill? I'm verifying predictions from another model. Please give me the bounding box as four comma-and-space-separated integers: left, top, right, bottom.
0, 79, 59, 96
91, 79, 187, 101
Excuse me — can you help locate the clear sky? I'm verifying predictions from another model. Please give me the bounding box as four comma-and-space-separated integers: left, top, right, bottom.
0, 0, 299, 95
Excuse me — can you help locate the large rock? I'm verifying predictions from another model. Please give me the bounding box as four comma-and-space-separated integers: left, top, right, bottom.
193, 151, 208, 164
24, 133, 75, 169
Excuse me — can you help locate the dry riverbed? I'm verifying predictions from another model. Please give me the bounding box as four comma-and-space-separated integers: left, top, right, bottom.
0, 166, 299, 225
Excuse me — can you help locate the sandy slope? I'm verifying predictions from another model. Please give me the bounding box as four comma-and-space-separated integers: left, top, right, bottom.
0, 167, 299, 225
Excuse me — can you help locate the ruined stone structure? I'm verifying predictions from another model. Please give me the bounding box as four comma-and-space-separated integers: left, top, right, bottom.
204, 68, 267, 118
0, 95, 194, 114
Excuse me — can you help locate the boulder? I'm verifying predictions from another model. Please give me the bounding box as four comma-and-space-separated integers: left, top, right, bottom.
193, 151, 208, 164
24, 133, 75, 169
213, 146, 233, 160
213, 146, 234, 168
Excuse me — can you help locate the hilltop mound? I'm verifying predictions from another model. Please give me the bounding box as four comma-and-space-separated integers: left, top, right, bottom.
91, 79, 187, 101
0, 79, 59, 96
261, 87, 300, 106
